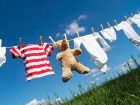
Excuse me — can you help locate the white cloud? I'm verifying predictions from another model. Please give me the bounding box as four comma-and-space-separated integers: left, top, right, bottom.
26, 98, 63, 105
114, 58, 137, 74
66, 21, 85, 36
56, 32, 60, 38
65, 14, 87, 36
25, 99, 47, 105
52, 97, 62, 105
86, 66, 112, 76
77, 14, 87, 21
85, 68, 99, 76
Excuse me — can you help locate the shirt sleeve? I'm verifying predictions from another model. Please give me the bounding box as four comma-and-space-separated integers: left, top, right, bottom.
10, 46, 22, 58
43, 43, 54, 56
73, 38, 82, 49
94, 33, 110, 51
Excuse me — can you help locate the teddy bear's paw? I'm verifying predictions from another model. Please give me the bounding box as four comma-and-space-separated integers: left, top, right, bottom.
82, 68, 90, 74
62, 73, 72, 82
62, 76, 71, 82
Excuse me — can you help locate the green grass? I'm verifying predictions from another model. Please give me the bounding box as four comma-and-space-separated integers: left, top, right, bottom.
60, 65, 140, 105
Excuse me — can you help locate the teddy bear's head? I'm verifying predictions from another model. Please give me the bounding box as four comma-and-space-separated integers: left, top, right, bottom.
54, 39, 69, 51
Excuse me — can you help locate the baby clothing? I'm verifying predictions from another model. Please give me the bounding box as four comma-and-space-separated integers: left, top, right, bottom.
100, 27, 117, 42
73, 34, 108, 73
129, 14, 140, 28
10, 43, 55, 81
0, 39, 6, 67
93, 32, 110, 52
114, 21, 140, 50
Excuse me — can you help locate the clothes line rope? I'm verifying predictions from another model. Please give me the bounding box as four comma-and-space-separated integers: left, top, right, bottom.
3, 10, 140, 49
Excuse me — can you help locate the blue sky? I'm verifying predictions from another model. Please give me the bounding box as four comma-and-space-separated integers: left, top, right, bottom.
0, 0, 140, 105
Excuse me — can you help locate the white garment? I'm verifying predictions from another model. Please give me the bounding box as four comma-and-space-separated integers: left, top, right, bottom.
0, 39, 6, 67
114, 21, 140, 50
100, 27, 117, 42
73, 34, 108, 73
129, 14, 140, 28
93, 32, 110, 52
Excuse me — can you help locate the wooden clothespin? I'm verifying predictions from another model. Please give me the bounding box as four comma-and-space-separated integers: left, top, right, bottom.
64, 33, 67, 40
75, 32, 80, 38
107, 22, 111, 28
40, 36, 43, 46
19, 37, 22, 49
114, 19, 118, 26
49, 36, 56, 45
124, 16, 127, 21
100, 24, 104, 30
91, 27, 94, 34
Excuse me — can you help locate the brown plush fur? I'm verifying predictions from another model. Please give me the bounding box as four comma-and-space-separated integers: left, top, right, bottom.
55, 39, 90, 82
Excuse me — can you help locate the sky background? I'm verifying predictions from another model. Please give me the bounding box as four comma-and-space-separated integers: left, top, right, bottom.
0, 0, 140, 105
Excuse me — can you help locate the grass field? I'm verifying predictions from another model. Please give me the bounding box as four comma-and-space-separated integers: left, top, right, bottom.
58, 57, 140, 105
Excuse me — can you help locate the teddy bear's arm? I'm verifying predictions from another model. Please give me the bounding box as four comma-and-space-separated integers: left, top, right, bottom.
56, 52, 63, 61
71, 48, 82, 57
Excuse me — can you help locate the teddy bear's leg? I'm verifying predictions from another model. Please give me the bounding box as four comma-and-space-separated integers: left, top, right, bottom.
62, 66, 73, 82
74, 62, 90, 74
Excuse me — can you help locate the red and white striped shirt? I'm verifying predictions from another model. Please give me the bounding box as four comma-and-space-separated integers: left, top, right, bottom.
10, 43, 55, 81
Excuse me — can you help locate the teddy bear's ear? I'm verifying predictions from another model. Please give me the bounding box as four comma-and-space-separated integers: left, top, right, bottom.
62, 39, 69, 45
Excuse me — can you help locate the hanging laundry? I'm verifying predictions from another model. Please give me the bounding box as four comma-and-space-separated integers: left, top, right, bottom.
10, 43, 55, 81
0, 39, 6, 67
129, 14, 140, 28
114, 21, 140, 50
73, 34, 108, 73
100, 27, 117, 42
93, 32, 110, 51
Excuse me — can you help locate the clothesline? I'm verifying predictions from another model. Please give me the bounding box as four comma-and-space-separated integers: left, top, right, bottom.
5, 38, 75, 49
3, 10, 140, 49
0, 10, 140, 81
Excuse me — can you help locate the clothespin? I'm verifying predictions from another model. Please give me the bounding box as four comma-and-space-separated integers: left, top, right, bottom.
100, 24, 104, 30
91, 27, 94, 34
40, 36, 43, 46
19, 37, 22, 49
49, 36, 56, 46
75, 32, 80, 38
107, 22, 111, 28
64, 33, 67, 40
124, 16, 127, 21
114, 19, 118, 26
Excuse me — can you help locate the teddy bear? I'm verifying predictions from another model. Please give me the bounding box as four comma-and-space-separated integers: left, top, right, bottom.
54, 39, 90, 82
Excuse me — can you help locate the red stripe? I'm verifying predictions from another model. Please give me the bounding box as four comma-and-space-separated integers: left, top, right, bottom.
21, 47, 42, 54
25, 52, 46, 57
10, 47, 21, 58
25, 63, 51, 70
48, 47, 54, 56
26, 69, 54, 78
44, 44, 49, 53
24, 58, 48, 64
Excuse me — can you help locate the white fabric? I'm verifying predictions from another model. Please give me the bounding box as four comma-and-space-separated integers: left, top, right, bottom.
73, 34, 108, 73
93, 32, 110, 52
129, 14, 140, 28
0, 39, 6, 67
114, 21, 140, 50
100, 27, 117, 42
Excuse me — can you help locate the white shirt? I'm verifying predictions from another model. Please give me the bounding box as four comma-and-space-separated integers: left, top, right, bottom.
114, 21, 140, 50
129, 14, 140, 28
73, 34, 108, 73
100, 27, 117, 42
0, 39, 6, 67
